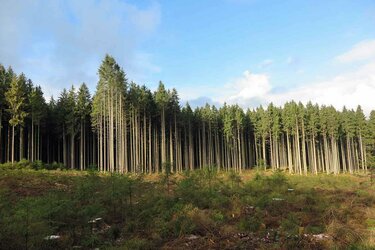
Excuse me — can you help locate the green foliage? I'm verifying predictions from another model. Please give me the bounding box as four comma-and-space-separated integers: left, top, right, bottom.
121, 238, 151, 250
0, 160, 30, 170
228, 170, 242, 188
0, 160, 66, 171
5, 74, 28, 127
0, 168, 373, 249
31, 160, 44, 170
46, 161, 66, 170
29, 86, 46, 124
176, 168, 229, 209
280, 214, 300, 235
238, 216, 261, 232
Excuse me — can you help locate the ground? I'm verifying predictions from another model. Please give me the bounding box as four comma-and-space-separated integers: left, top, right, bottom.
0, 168, 374, 249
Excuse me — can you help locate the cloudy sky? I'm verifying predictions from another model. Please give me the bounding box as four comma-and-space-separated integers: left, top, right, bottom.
1, 0, 375, 114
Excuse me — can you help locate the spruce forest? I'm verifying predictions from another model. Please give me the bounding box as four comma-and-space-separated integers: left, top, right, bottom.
2, 1, 375, 248
0, 55, 374, 174
1, 55, 375, 249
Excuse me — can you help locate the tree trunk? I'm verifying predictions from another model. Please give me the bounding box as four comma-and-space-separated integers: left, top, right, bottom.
63, 128, 67, 168
301, 121, 307, 175
80, 121, 84, 170
359, 133, 365, 172
70, 133, 74, 169
262, 136, 266, 169
0, 111, 2, 163
11, 125, 15, 164
19, 125, 23, 161
31, 121, 34, 162
286, 132, 292, 173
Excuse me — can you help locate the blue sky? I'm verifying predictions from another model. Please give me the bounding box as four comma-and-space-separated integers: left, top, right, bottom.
1, 0, 375, 113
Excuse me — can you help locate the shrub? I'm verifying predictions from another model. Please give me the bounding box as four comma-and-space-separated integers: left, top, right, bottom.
31, 160, 44, 170
0, 160, 33, 170
238, 216, 261, 232
228, 170, 242, 189
17, 159, 31, 169
0, 162, 16, 170
0, 160, 67, 171
211, 210, 225, 223
46, 161, 65, 170
280, 214, 300, 235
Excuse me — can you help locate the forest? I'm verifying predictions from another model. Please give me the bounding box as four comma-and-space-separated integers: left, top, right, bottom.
1, 54, 374, 174
1, 55, 375, 249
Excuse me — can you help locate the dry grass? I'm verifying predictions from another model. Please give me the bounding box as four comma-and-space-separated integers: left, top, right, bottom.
1, 168, 374, 249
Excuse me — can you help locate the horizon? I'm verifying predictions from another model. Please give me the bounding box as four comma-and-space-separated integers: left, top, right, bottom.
1, 0, 375, 114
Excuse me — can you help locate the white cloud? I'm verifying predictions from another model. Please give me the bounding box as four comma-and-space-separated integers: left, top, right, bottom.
210, 39, 375, 115
335, 39, 375, 63
215, 70, 271, 107
269, 62, 375, 114
0, 0, 161, 98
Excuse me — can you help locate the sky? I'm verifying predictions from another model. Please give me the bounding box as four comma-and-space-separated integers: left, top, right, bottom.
1, 0, 375, 114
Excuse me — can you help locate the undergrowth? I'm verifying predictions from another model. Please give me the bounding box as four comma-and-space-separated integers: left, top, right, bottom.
0, 167, 373, 249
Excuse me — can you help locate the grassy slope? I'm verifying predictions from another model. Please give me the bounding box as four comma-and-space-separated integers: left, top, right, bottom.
0, 168, 374, 249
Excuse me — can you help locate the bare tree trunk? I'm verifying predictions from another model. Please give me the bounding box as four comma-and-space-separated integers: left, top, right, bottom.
11, 125, 15, 164
19, 125, 23, 161
169, 122, 173, 172
161, 108, 166, 172
63, 128, 67, 167
189, 120, 193, 170
269, 130, 274, 170
149, 116, 152, 173
31, 121, 34, 162
238, 126, 242, 172
0, 111, 2, 163
80, 121, 84, 170
312, 135, 317, 174
286, 132, 292, 173
262, 136, 266, 169
70, 133, 74, 169
301, 121, 307, 175
359, 133, 365, 172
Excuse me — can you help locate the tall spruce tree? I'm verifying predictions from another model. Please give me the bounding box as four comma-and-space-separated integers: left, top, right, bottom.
5, 74, 27, 164
155, 81, 170, 172
76, 83, 91, 170
92, 54, 127, 172
29, 86, 46, 162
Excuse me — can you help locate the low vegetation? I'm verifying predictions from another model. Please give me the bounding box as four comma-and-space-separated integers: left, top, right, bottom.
0, 166, 374, 249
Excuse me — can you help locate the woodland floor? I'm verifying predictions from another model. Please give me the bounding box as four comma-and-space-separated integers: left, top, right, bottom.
0, 168, 374, 249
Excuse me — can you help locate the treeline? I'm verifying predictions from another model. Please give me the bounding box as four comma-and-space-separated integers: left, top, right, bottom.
1, 55, 375, 174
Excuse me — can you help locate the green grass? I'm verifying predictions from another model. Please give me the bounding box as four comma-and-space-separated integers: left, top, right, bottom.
0, 168, 374, 249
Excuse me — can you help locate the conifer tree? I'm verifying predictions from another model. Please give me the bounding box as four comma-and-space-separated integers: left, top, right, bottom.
5, 74, 27, 164
77, 83, 91, 170
155, 81, 170, 172
29, 86, 46, 161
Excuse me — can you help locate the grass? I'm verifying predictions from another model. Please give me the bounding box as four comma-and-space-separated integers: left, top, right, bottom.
0, 167, 374, 249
